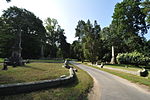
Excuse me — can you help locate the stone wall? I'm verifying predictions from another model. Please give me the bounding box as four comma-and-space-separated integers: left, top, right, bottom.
0, 68, 76, 96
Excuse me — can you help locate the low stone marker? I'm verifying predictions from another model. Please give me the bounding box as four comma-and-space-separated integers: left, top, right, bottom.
2, 62, 8, 70
100, 63, 104, 68
138, 68, 149, 77
63, 60, 71, 69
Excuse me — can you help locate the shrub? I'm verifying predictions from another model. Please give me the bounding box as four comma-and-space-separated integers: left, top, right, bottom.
116, 51, 150, 66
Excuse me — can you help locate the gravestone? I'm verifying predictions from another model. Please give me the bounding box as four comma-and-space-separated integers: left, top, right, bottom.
100, 63, 104, 68
2, 58, 8, 70
138, 68, 149, 77
64, 60, 69, 68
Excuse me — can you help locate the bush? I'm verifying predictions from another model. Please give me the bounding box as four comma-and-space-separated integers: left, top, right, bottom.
117, 51, 150, 66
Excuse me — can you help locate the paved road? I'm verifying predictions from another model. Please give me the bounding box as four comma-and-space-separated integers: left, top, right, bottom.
71, 62, 150, 100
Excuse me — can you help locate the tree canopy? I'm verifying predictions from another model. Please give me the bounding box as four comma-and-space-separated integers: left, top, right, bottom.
0, 6, 46, 58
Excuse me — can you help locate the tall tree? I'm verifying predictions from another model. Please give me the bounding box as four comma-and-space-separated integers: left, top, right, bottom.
45, 17, 70, 59
141, 0, 150, 27
1, 6, 46, 58
0, 17, 14, 57
110, 0, 148, 63
71, 40, 84, 61
75, 20, 102, 63
112, 0, 147, 36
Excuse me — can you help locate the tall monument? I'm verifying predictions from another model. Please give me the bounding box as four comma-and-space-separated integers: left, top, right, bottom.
110, 46, 115, 64
9, 27, 24, 66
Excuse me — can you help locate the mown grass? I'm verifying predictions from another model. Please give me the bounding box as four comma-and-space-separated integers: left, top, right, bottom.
0, 58, 4, 63
104, 64, 141, 71
83, 63, 150, 88
104, 64, 150, 71
30, 59, 64, 63
0, 63, 69, 84
0, 63, 93, 100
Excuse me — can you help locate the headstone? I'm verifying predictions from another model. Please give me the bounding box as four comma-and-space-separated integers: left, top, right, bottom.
2, 62, 8, 70
138, 68, 149, 77
100, 63, 104, 68
63, 60, 70, 69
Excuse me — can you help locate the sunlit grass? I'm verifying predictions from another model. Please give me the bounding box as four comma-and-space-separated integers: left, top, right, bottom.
104, 64, 141, 71
30, 59, 64, 63
0, 64, 93, 100
0, 63, 69, 84
0, 58, 3, 63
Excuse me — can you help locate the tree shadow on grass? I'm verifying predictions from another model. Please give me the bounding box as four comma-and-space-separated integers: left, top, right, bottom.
21, 65, 46, 71
0, 75, 25, 85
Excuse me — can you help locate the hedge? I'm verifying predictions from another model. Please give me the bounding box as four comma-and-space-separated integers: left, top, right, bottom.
116, 51, 150, 66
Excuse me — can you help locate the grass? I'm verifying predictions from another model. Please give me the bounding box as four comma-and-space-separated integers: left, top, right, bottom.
104, 64, 141, 71
0, 63, 69, 84
0, 63, 93, 100
30, 59, 64, 63
0, 58, 4, 63
104, 64, 150, 71
83, 62, 150, 88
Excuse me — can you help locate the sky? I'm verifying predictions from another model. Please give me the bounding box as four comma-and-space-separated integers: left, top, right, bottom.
0, 0, 149, 43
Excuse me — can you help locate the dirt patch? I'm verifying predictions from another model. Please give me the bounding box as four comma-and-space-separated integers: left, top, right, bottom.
136, 83, 150, 93
88, 77, 101, 100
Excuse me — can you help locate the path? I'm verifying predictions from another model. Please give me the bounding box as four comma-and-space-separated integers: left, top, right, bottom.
71, 62, 150, 100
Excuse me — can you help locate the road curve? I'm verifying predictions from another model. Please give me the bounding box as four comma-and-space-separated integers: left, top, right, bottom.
71, 62, 150, 100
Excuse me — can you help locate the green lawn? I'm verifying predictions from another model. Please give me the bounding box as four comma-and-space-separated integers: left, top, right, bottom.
0, 63, 69, 84
105, 64, 150, 71
0, 63, 93, 100
104, 64, 142, 71
30, 59, 64, 63
0, 58, 4, 63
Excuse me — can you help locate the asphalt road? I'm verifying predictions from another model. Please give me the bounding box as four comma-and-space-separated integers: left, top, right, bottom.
71, 62, 150, 100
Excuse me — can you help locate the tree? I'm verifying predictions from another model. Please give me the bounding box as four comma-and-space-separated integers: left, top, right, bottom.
75, 20, 102, 64
0, 17, 14, 57
112, 0, 147, 36
141, 0, 150, 28
71, 41, 84, 61
6, 0, 10, 2
110, 0, 148, 63
1, 6, 46, 59
45, 17, 70, 59
44, 18, 59, 58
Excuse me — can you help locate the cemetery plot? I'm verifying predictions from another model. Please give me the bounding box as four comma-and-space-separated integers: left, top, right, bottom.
0, 63, 69, 84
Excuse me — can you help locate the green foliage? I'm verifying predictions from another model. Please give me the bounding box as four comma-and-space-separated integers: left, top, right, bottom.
1, 6, 46, 59
44, 18, 70, 59
0, 58, 4, 63
111, 0, 148, 52
141, 0, 150, 27
117, 51, 150, 66
0, 17, 14, 57
75, 20, 102, 63
71, 41, 84, 61
112, 0, 148, 36
6, 0, 11, 2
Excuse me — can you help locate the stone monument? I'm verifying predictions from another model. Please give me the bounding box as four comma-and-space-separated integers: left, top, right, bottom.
4, 27, 24, 67
110, 46, 115, 64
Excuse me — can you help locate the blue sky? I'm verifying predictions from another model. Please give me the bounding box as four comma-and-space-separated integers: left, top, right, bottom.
0, 0, 149, 43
